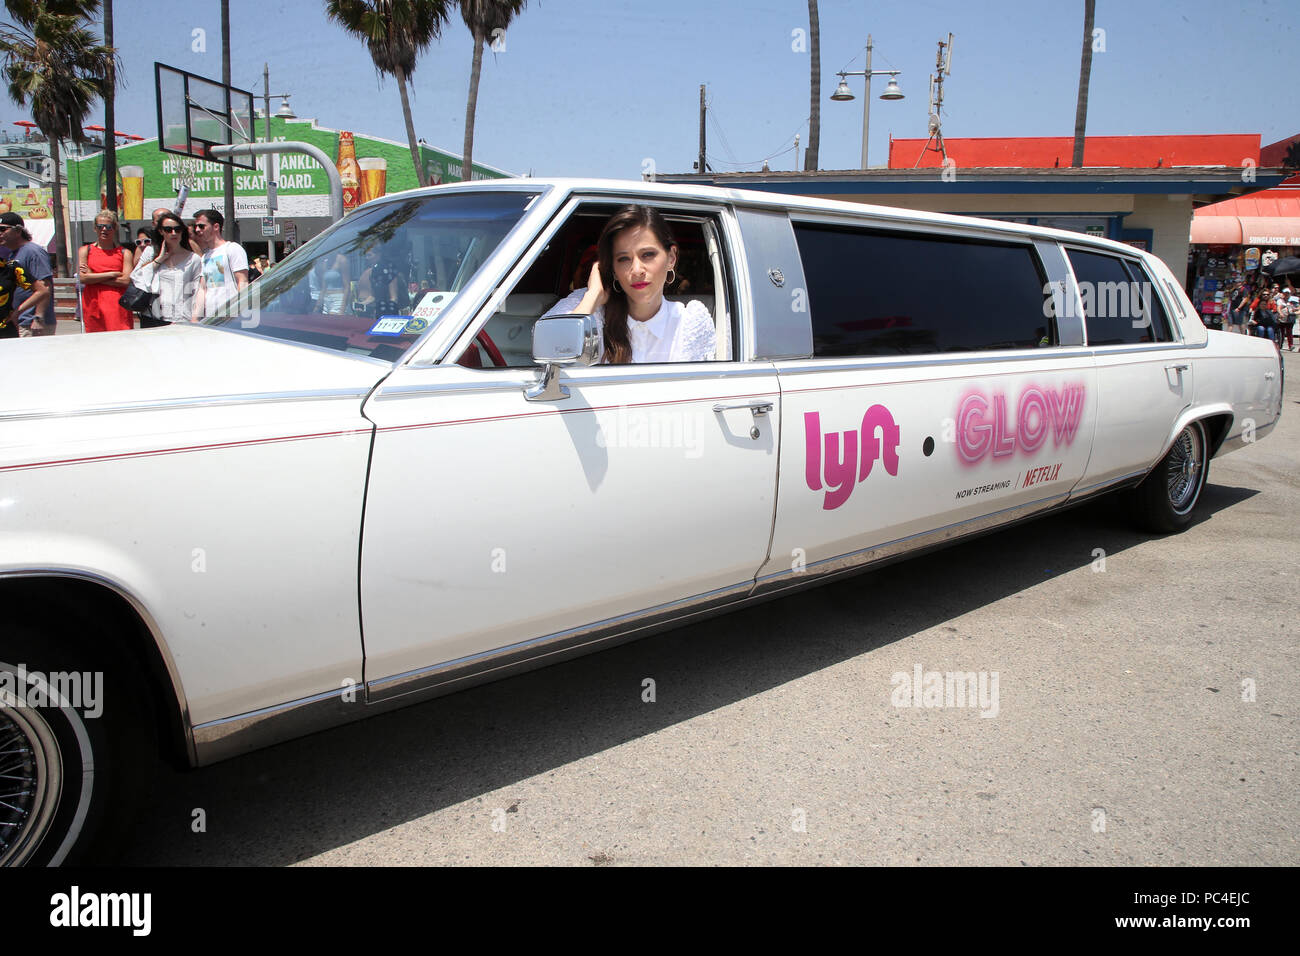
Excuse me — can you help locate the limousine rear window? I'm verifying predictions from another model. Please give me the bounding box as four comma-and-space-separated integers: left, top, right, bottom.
203, 191, 537, 361
792, 223, 1054, 356
1065, 248, 1172, 346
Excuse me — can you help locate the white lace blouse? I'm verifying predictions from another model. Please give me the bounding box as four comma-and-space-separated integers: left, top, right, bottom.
545, 289, 716, 363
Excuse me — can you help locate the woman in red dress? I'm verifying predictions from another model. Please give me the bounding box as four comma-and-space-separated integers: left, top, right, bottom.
78, 210, 134, 332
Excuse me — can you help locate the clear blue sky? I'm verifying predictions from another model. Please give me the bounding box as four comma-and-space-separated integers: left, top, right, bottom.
5, 0, 1296, 177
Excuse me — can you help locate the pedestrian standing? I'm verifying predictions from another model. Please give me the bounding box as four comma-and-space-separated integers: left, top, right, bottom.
143, 213, 201, 323
1229, 285, 1250, 334
192, 209, 248, 320
1281, 289, 1298, 351
79, 210, 134, 333
0, 211, 53, 336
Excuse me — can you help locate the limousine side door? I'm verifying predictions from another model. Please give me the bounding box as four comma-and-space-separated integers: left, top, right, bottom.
756, 219, 1099, 592
357, 202, 781, 700
1065, 246, 1193, 494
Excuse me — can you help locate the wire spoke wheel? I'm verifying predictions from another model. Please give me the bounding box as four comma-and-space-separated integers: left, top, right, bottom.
1165, 425, 1205, 514
0, 694, 63, 867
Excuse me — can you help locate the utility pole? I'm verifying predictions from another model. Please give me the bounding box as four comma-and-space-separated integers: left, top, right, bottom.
264, 63, 277, 265
221, 0, 238, 242
697, 84, 707, 175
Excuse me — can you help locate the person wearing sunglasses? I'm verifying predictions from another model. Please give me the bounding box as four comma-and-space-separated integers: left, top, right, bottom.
77, 209, 135, 333
133, 213, 201, 324
191, 208, 248, 320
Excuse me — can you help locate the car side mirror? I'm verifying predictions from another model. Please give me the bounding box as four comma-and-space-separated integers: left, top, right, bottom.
525, 314, 602, 402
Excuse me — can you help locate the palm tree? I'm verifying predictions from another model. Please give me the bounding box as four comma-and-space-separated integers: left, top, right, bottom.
1283, 141, 1300, 173
459, 0, 526, 182
1071, 0, 1095, 168
326, 0, 453, 188
102, 0, 115, 213
0, 0, 117, 277
803, 0, 820, 171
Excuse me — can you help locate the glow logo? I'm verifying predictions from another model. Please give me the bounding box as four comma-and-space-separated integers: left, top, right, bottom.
804, 406, 901, 510
956, 384, 1085, 465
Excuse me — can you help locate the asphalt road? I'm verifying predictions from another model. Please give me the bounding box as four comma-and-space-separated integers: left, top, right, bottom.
121, 351, 1298, 866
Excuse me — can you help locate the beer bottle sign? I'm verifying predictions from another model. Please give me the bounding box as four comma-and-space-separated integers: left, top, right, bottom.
99, 166, 124, 212
336, 132, 362, 214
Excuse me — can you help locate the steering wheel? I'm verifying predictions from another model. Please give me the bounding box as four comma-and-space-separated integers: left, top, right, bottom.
476, 329, 507, 367
458, 328, 507, 368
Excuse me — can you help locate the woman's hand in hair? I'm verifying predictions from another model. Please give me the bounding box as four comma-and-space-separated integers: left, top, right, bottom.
569, 261, 609, 316
587, 261, 609, 309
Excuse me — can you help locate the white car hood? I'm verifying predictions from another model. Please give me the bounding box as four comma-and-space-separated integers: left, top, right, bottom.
0, 324, 389, 417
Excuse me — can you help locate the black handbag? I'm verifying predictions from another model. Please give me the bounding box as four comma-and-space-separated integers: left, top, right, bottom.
119, 281, 158, 316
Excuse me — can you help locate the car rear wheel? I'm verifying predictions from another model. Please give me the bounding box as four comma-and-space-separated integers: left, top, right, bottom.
0, 616, 154, 866
1131, 420, 1208, 533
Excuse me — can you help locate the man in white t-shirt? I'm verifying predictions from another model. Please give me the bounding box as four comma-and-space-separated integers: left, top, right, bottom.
192, 208, 248, 319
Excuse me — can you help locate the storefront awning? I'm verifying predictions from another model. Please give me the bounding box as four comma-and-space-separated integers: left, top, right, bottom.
1190, 215, 1300, 245
1192, 185, 1300, 245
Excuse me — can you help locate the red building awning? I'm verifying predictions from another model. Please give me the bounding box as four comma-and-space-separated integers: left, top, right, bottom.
1192, 187, 1300, 245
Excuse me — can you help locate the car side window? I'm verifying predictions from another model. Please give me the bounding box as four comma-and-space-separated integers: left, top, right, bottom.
793, 222, 1055, 356
1122, 259, 1174, 343
1066, 248, 1169, 346
456, 203, 735, 369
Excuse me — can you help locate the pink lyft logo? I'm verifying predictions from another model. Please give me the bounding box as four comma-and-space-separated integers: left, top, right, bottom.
956, 383, 1086, 466
804, 407, 901, 510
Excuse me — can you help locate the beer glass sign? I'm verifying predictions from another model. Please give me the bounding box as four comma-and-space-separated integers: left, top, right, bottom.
359, 157, 387, 205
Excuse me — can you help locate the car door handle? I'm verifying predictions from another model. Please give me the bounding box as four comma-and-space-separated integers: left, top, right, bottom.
713, 400, 774, 416
1165, 364, 1190, 373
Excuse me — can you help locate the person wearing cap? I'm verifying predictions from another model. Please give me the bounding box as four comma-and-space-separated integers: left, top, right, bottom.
0, 211, 54, 337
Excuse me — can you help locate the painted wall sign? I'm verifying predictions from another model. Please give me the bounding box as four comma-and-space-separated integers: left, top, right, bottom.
66, 116, 509, 225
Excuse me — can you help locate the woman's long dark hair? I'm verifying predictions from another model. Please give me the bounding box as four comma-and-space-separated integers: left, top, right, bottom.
597, 205, 678, 365
154, 214, 191, 263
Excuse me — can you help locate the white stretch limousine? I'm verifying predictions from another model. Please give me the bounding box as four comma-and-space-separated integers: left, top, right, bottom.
0, 179, 1282, 864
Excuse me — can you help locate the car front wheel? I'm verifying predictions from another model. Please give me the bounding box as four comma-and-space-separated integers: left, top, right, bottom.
0, 616, 154, 866
1131, 420, 1209, 533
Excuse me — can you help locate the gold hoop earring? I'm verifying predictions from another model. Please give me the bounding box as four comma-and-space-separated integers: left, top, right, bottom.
666, 270, 676, 285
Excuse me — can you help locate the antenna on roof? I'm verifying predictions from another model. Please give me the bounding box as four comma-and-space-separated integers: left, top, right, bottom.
914, 33, 954, 169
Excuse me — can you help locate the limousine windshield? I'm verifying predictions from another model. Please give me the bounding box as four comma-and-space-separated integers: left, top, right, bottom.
203, 189, 540, 360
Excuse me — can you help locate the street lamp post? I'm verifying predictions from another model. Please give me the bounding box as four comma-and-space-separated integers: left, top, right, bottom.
260, 63, 295, 265
831, 34, 905, 169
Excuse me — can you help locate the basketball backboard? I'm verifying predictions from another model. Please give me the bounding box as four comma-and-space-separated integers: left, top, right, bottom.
154, 61, 257, 170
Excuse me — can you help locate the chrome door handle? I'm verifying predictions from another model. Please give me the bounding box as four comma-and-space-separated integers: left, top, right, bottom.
713, 400, 774, 416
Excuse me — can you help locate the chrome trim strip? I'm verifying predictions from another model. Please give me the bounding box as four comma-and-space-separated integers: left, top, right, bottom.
191, 577, 760, 764
0, 568, 195, 766
373, 364, 781, 400
1, 388, 373, 422
1066, 469, 1148, 499
771, 350, 1094, 376
367, 579, 757, 700
191, 686, 360, 766
1088, 343, 1186, 357
753, 492, 1070, 591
